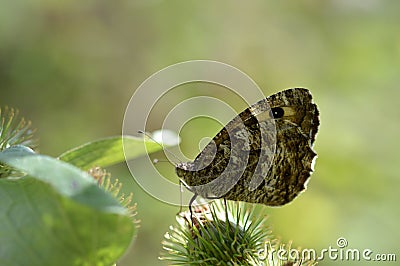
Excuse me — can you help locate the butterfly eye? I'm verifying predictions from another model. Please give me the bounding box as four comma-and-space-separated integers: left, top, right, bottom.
270, 107, 284, 119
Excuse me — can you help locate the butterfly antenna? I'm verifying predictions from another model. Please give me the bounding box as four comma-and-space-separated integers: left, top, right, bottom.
138, 130, 182, 164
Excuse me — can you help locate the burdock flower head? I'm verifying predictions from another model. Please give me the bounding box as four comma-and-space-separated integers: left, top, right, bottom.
0, 106, 37, 151
160, 200, 316, 266
161, 200, 267, 265
0, 106, 37, 177
88, 166, 138, 222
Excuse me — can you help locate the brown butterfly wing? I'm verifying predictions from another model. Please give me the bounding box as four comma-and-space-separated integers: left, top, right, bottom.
176, 88, 319, 206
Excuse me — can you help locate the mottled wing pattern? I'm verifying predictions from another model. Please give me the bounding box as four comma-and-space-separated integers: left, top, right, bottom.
176, 88, 319, 206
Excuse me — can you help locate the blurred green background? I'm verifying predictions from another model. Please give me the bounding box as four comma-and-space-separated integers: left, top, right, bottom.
1, 1, 399, 265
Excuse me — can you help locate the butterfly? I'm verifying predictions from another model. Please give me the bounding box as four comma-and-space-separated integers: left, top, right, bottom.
176, 88, 319, 207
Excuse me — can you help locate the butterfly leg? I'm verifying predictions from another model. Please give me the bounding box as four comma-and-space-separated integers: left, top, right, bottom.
223, 198, 229, 223
177, 180, 183, 214
189, 193, 198, 227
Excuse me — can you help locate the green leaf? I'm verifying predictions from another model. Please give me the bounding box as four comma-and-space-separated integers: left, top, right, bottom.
58, 135, 164, 170
0, 178, 133, 266
0, 146, 135, 266
0, 146, 124, 214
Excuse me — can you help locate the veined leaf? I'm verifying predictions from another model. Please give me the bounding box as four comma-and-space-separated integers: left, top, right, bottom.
58, 135, 165, 170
